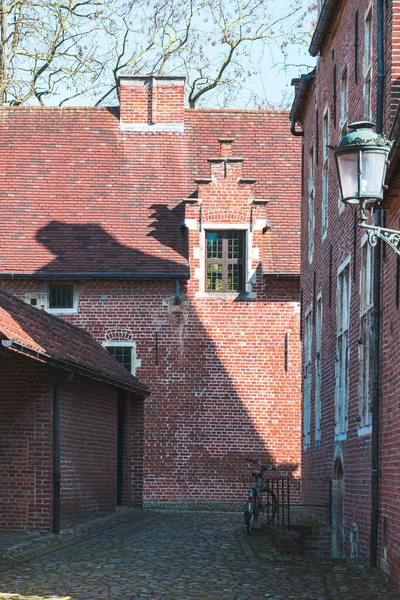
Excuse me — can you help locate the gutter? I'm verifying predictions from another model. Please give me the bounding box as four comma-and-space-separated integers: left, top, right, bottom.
0, 272, 190, 281
4, 340, 149, 397
289, 71, 316, 137
309, 0, 344, 57
263, 273, 300, 280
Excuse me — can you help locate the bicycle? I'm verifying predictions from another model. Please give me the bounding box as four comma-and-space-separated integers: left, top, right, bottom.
243, 458, 277, 533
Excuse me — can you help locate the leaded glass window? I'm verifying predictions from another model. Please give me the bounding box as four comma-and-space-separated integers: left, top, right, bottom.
206, 231, 245, 292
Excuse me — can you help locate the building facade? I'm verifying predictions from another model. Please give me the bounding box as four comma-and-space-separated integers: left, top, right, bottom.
291, 0, 400, 586
0, 76, 302, 519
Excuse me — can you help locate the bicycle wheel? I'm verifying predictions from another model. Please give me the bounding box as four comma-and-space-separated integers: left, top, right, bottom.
244, 504, 255, 533
259, 489, 277, 525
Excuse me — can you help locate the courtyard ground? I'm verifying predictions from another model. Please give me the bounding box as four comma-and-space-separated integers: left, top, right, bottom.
0, 510, 399, 600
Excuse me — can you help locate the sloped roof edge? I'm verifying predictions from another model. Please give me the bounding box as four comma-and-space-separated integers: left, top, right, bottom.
0, 290, 149, 396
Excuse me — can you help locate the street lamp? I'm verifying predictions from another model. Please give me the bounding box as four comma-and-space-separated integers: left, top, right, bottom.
331, 121, 400, 255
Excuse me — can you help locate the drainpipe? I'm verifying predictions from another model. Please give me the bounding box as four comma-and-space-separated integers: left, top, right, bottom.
370, 0, 384, 569
290, 118, 304, 137
53, 371, 75, 534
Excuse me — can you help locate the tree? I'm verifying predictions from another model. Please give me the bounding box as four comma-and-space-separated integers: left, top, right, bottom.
0, 0, 315, 107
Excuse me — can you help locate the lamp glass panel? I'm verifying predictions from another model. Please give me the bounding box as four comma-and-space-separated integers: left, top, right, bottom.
337, 151, 359, 202
361, 151, 386, 198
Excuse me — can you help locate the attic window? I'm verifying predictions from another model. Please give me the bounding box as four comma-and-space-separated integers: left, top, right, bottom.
49, 284, 74, 309
205, 230, 245, 292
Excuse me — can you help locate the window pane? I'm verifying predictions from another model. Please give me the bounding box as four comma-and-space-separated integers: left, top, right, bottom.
227, 232, 243, 259
206, 232, 223, 259
206, 264, 223, 290
227, 264, 243, 291
49, 285, 73, 308
107, 346, 132, 372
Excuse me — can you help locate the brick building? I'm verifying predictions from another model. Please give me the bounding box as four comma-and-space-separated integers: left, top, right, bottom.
290, 0, 400, 587
0, 289, 148, 531
0, 75, 302, 523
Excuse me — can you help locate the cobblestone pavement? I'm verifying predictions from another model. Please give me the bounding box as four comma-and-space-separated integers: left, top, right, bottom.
0, 510, 399, 600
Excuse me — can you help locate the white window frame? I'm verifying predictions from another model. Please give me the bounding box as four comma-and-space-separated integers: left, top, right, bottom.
308, 146, 315, 263
335, 257, 351, 441
102, 340, 142, 376
315, 292, 322, 445
23, 284, 80, 315
364, 7, 373, 121
195, 223, 258, 299
322, 107, 329, 239
358, 235, 373, 435
303, 305, 313, 449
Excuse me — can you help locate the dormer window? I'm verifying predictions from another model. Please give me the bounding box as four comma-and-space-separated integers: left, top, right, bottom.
205, 230, 245, 292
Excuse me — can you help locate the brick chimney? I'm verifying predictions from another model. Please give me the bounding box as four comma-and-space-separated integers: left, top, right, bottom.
119, 75, 185, 132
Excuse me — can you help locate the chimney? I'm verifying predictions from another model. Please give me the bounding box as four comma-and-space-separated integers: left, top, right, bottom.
119, 75, 185, 132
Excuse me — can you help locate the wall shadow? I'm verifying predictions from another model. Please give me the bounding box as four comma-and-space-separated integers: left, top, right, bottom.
4, 219, 302, 508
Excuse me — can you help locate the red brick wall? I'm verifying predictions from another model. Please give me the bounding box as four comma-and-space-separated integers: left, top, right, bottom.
298, 0, 400, 585
0, 351, 53, 532
59, 376, 119, 521
1, 134, 302, 509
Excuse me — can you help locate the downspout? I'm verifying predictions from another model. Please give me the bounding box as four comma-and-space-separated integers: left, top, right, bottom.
370, 0, 384, 569
53, 371, 75, 534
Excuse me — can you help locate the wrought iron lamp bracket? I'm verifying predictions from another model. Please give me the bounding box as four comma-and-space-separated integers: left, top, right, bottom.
359, 221, 400, 256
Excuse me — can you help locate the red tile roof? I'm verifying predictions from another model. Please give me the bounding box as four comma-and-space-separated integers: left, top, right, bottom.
0, 289, 148, 395
0, 106, 301, 276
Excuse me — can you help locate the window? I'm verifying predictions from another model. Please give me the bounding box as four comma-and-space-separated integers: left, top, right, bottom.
335, 260, 350, 440
364, 9, 372, 120
206, 230, 245, 292
315, 294, 322, 445
103, 340, 141, 376
358, 239, 373, 432
308, 147, 315, 263
107, 346, 132, 372
303, 308, 312, 449
322, 110, 329, 238
49, 284, 74, 309
340, 69, 348, 138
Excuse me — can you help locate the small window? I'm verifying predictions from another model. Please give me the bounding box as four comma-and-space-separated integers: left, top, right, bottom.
107, 346, 132, 372
49, 284, 74, 309
206, 230, 245, 292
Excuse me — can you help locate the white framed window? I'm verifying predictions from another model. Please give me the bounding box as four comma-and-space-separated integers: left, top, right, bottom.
193, 221, 261, 299
303, 306, 312, 449
340, 68, 348, 139
308, 146, 315, 263
322, 108, 329, 238
315, 293, 322, 445
364, 8, 373, 120
22, 283, 79, 315
335, 258, 351, 440
358, 237, 373, 434
102, 340, 141, 376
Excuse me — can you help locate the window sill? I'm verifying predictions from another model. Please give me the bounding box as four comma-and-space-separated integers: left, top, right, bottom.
334, 432, 347, 442
47, 307, 78, 315
195, 291, 257, 301
358, 425, 372, 437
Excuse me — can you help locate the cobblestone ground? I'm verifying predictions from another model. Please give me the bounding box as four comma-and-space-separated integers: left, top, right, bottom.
0, 510, 399, 600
